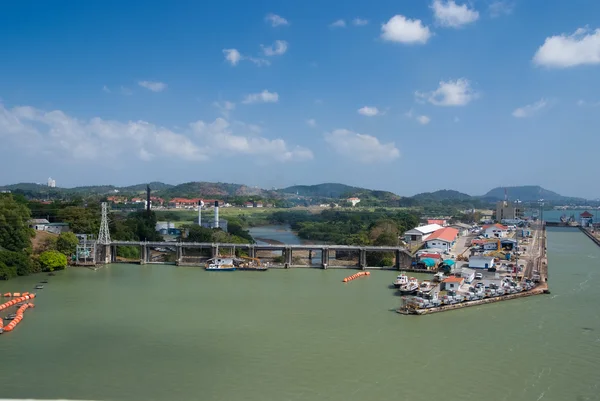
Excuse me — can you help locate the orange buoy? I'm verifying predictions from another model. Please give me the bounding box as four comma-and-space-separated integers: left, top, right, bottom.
2, 293, 11, 297
12, 292, 21, 297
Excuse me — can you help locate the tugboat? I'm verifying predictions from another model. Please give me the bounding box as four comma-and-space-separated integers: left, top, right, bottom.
205, 257, 236, 271
393, 273, 409, 288
398, 277, 419, 295
418, 280, 434, 293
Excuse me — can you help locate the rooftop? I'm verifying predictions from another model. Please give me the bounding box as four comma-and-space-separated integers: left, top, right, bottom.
404, 223, 443, 236
483, 223, 508, 230
443, 276, 464, 283
427, 227, 459, 242
581, 211, 593, 218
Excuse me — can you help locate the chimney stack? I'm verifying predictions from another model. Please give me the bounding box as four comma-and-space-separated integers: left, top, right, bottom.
214, 201, 219, 229
146, 185, 151, 215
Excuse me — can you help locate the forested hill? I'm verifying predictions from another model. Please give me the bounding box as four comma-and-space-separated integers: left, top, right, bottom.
481, 186, 586, 202
279, 183, 401, 200
411, 189, 472, 201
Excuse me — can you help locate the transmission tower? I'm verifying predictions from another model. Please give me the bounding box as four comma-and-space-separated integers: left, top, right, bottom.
98, 202, 111, 244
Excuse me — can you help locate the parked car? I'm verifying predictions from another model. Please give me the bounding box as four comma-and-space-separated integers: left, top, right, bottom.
475, 273, 483, 280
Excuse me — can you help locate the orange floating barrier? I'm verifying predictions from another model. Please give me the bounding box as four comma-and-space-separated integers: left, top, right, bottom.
2, 293, 11, 297
12, 292, 21, 297
342, 271, 370, 283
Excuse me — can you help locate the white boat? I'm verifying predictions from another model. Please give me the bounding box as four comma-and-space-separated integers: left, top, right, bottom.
205, 257, 236, 271
418, 280, 434, 293
399, 277, 419, 295
393, 273, 409, 288
433, 272, 445, 282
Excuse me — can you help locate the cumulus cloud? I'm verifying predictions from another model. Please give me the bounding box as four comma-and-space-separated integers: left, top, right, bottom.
330, 19, 346, 28
138, 81, 167, 92
306, 119, 317, 127
357, 106, 381, 117
352, 18, 369, 26
381, 15, 432, 44
223, 49, 242, 66
533, 27, 600, 68
265, 13, 289, 27
242, 90, 279, 104
431, 0, 479, 28
512, 99, 548, 118
417, 115, 431, 125
262, 40, 288, 56
489, 1, 514, 18
416, 79, 478, 106
324, 129, 399, 163
0, 102, 311, 163
213, 101, 236, 117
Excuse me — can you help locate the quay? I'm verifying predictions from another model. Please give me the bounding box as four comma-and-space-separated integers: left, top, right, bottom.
91, 241, 414, 270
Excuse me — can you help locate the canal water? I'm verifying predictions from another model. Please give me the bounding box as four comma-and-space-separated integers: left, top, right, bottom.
0, 227, 599, 401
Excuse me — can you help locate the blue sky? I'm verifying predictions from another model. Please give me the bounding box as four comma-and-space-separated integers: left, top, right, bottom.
1, 0, 600, 198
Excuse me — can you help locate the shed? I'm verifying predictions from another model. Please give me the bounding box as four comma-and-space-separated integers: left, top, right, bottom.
442, 276, 464, 291
461, 268, 476, 283
468, 256, 495, 270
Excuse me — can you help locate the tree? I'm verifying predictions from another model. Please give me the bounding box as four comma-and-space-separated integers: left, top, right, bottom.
58, 205, 100, 234
0, 261, 17, 280
39, 250, 67, 271
0, 194, 34, 252
56, 232, 79, 256
184, 225, 214, 243
0, 250, 36, 277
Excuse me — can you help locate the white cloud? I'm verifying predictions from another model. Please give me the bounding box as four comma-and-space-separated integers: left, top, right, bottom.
213, 101, 236, 117
246, 57, 271, 66
512, 99, 548, 118
416, 78, 478, 106
352, 18, 369, 26
533, 27, 600, 68
102, 85, 111, 93
330, 19, 346, 28
417, 115, 431, 125
138, 81, 167, 92
242, 90, 279, 104
357, 106, 381, 117
265, 13, 289, 27
306, 119, 317, 128
262, 40, 288, 56
431, 0, 479, 28
223, 48, 242, 66
324, 129, 399, 163
381, 15, 432, 44
0, 103, 311, 163
489, 1, 514, 18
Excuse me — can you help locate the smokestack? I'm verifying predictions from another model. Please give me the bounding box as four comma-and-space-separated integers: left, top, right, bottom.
214, 201, 219, 229
146, 185, 151, 214
198, 200, 204, 226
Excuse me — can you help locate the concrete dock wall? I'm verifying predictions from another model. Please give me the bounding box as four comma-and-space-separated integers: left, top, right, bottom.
579, 227, 600, 247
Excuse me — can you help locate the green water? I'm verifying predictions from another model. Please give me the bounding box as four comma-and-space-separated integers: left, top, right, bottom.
1, 228, 599, 401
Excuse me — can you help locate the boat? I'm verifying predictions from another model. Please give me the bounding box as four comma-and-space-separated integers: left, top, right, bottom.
34, 285, 44, 290
433, 272, 445, 282
235, 256, 268, 271
418, 280, 434, 293
398, 277, 419, 295
393, 273, 409, 288
205, 257, 236, 271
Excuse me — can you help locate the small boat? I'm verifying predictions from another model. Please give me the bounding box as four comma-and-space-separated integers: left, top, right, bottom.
40, 280, 48, 284
433, 272, 445, 282
418, 280, 434, 293
399, 277, 419, 295
205, 257, 236, 271
393, 273, 409, 288
34, 285, 44, 290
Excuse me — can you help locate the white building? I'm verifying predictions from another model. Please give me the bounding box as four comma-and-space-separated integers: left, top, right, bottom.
483, 223, 508, 238
403, 224, 443, 244
425, 227, 459, 252
450, 222, 471, 237
47, 177, 56, 188
347, 197, 360, 207
468, 256, 495, 270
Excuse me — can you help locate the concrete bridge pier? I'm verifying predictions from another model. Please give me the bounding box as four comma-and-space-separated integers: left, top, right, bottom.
211, 244, 219, 258
98, 244, 112, 264
283, 247, 293, 268
359, 248, 367, 269
140, 245, 147, 265
395, 249, 401, 269
110, 245, 117, 263
248, 246, 256, 259
308, 250, 313, 264
321, 248, 329, 269
176, 245, 183, 265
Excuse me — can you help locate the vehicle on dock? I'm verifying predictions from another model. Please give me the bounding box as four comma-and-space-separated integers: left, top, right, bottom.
393, 273, 409, 288
413, 292, 441, 309
398, 277, 419, 295
433, 272, 445, 282
205, 257, 236, 271
442, 290, 464, 305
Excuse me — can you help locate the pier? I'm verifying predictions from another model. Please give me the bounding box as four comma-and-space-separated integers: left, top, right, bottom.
94, 241, 414, 270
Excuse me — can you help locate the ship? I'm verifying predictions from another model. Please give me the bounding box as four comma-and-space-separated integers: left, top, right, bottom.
398, 277, 419, 295
205, 257, 236, 271
393, 273, 409, 288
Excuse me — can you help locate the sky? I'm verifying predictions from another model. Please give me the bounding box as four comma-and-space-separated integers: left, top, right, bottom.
1, 0, 600, 198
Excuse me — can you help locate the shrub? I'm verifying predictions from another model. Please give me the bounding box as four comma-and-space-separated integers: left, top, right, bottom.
39, 250, 68, 272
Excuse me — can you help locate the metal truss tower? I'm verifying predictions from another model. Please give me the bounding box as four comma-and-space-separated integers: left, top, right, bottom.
98, 202, 111, 244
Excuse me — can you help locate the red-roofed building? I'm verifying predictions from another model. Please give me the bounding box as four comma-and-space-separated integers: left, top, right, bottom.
442, 276, 464, 291
425, 227, 459, 252
418, 253, 442, 260
581, 211, 594, 227
483, 223, 508, 238
169, 198, 201, 208
427, 219, 447, 226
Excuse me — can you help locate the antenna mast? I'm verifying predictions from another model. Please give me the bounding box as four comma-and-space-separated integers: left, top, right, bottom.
98, 202, 111, 244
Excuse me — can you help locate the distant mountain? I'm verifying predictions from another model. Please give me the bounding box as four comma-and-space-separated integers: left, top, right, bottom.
120, 182, 173, 192
0, 182, 172, 196
279, 183, 401, 201
411, 189, 472, 201
159, 181, 273, 199
481, 186, 585, 203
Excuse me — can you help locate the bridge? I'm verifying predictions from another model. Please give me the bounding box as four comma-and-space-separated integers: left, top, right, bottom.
93, 241, 414, 270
